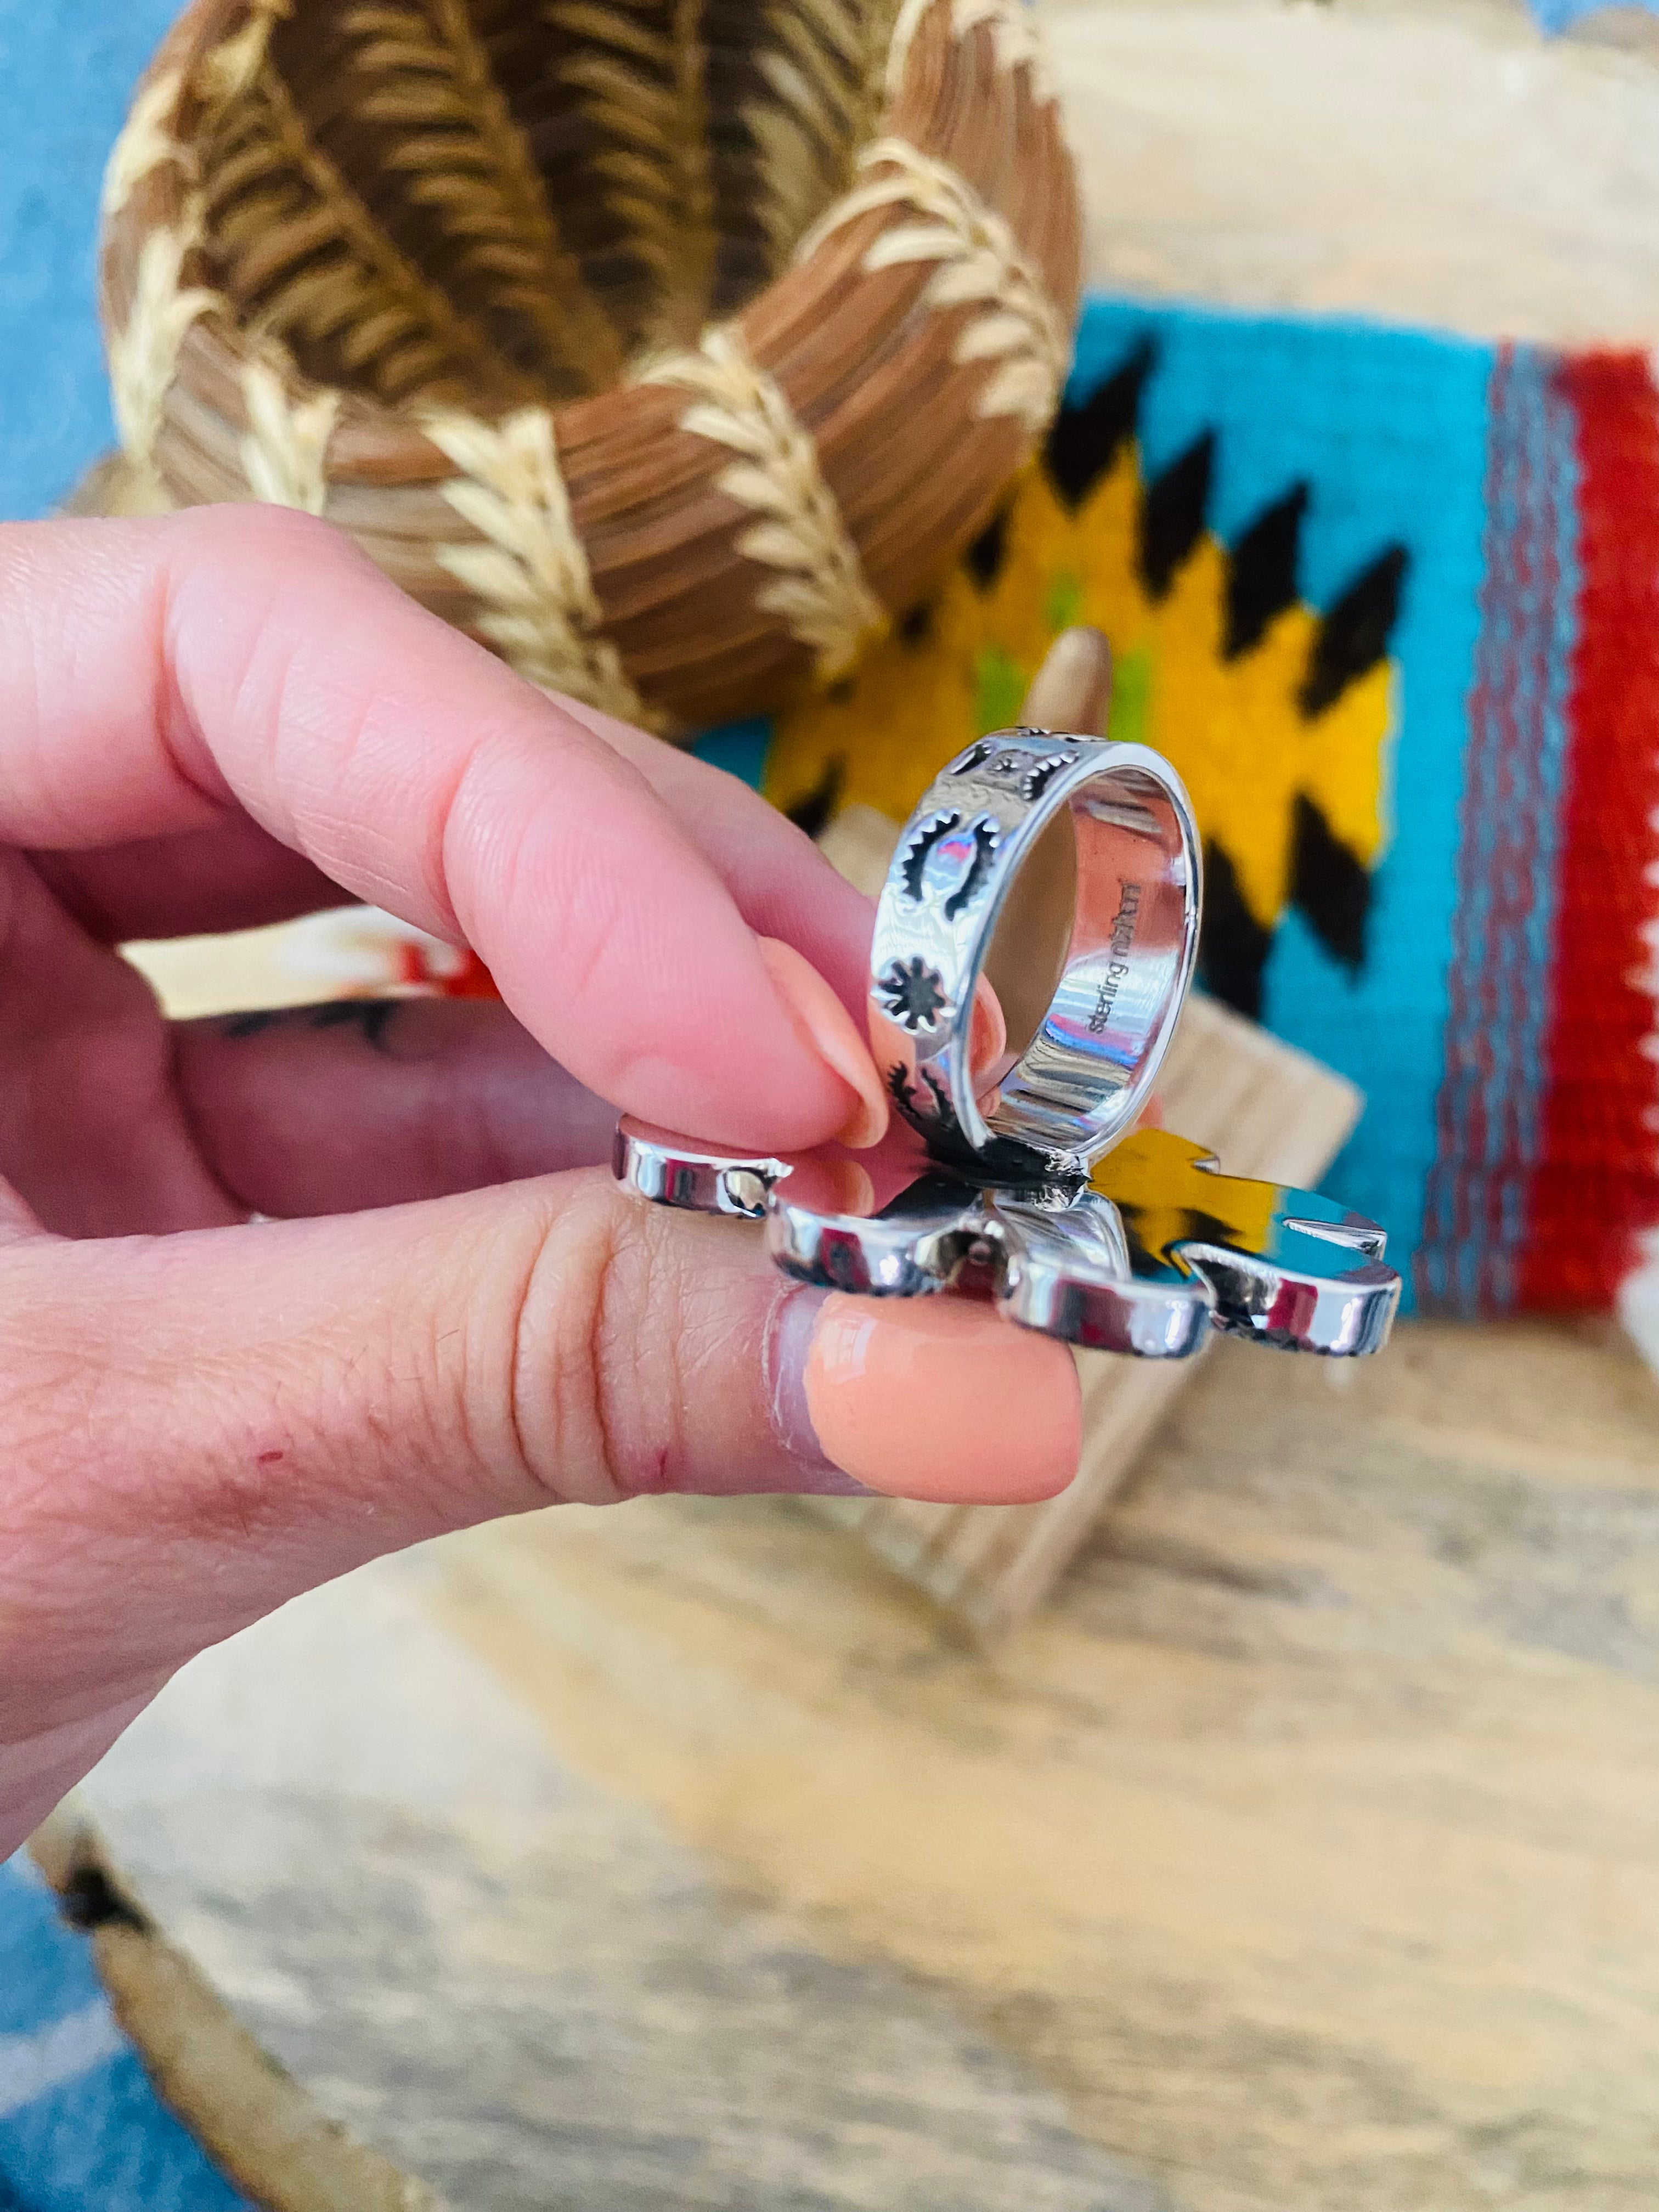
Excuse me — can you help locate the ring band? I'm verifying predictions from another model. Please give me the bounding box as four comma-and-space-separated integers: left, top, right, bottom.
868, 731, 1202, 1176
612, 731, 1398, 1363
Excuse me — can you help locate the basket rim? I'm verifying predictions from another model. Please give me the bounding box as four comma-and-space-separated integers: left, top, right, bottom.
96, 0, 1082, 730
99, 0, 1076, 476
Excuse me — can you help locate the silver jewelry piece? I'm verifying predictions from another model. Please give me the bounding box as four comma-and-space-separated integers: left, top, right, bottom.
870, 729, 1200, 1178
614, 1122, 1398, 1358
614, 729, 1400, 1361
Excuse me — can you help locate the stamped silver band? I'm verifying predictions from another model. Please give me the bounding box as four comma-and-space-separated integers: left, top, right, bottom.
610, 719, 1400, 1365
610, 1122, 785, 1219
868, 730, 1201, 1176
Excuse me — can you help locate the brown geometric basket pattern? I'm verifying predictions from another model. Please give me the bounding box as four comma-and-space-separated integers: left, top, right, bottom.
98, 0, 1080, 731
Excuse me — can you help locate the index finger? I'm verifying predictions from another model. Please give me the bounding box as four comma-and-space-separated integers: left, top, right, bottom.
0, 506, 876, 1153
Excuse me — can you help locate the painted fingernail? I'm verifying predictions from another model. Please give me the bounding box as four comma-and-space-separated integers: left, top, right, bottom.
759, 936, 889, 1150
797, 1293, 1081, 1505
766, 1288, 874, 1496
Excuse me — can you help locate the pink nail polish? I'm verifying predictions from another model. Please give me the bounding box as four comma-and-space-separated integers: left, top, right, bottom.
798, 1294, 1082, 1505
759, 937, 890, 1150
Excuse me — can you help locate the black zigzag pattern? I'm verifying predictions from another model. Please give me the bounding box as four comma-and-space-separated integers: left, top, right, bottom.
1138, 433, 1215, 602
1300, 547, 1408, 718
1197, 842, 1275, 1022
1290, 793, 1369, 974
964, 501, 1011, 590
785, 758, 843, 839
1225, 484, 1308, 658
1043, 338, 1154, 509
1035, 343, 1408, 1017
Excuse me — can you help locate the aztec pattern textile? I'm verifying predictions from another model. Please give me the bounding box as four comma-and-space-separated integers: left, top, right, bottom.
747, 298, 1659, 1317
0, 1852, 247, 2211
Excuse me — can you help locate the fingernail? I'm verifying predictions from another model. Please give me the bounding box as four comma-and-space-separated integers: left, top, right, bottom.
795, 1293, 1082, 1505
1019, 626, 1114, 737
767, 1288, 874, 1496
759, 936, 889, 1150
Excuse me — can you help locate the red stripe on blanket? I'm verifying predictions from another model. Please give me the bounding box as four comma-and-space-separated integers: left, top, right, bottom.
1522, 354, 1659, 1309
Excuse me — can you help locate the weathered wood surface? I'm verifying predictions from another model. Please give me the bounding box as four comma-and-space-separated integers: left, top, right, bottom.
66, 6, 1659, 2201
78, 1315, 1659, 2209
810, 974, 1364, 1633
1045, 0, 1659, 345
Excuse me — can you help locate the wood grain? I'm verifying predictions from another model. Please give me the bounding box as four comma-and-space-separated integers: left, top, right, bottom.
75, 1548, 1178, 2212
1044, 0, 1659, 346
416, 1314, 1659, 2211
75, 1309, 1659, 2210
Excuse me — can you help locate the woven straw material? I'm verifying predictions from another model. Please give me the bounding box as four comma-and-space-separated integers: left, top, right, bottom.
98, 0, 1080, 731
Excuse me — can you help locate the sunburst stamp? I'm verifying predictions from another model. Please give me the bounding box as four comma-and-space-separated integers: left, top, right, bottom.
878, 956, 949, 1031
951, 735, 1077, 801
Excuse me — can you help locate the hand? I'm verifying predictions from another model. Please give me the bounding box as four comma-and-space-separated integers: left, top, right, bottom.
0, 507, 1081, 1855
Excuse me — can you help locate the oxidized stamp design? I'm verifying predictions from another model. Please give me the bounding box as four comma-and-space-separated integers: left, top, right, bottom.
951, 734, 1077, 802
885, 1062, 1052, 1182
877, 956, 949, 1032
901, 810, 999, 919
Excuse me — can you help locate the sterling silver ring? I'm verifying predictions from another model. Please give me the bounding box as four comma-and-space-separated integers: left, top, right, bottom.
868, 730, 1201, 1177
611, 727, 1400, 1363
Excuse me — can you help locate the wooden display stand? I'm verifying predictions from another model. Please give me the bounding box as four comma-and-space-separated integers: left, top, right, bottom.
814, 797, 1362, 1634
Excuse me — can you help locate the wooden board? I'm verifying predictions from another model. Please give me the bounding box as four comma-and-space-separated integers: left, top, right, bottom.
814, 803, 1362, 1633
812, 990, 1362, 1631
63, 1308, 1659, 2210
1044, 0, 1659, 345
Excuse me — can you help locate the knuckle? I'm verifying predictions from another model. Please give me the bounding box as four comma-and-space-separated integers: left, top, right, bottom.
170, 499, 355, 574
507, 1178, 689, 1507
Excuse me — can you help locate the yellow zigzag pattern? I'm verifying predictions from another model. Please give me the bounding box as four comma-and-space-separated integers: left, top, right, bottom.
765, 438, 1393, 943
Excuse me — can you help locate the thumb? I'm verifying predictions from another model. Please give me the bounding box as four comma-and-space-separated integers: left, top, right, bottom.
2, 1174, 1080, 1734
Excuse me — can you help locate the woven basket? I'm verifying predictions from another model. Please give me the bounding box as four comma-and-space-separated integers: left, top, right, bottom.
98, 0, 1080, 732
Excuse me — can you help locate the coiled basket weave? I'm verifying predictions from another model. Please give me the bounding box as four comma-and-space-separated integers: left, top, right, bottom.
98, 0, 1080, 731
